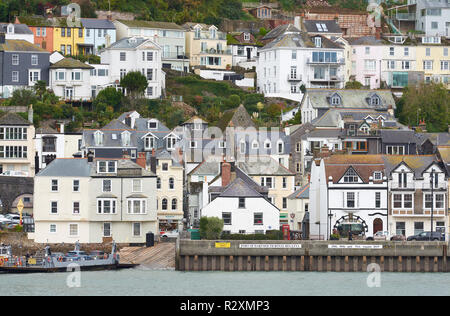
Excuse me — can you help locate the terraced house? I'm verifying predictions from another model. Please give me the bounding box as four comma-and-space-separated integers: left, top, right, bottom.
114, 20, 188, 72
0, 36, 50, 98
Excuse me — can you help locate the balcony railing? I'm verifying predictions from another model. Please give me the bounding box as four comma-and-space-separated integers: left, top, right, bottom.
162, 52, 189, 60
311, 75, 344, 82
307, 58, 345, 64
200, 49, 232, 55
194, 34, 227, 40
287, 74, 302, 81
396, 13, 416, 21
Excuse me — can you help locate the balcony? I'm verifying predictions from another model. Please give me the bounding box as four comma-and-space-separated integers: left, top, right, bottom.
392, 209, 446, 217
307, 58, 345, 65
390, 182, 415, 190
396, 12, 416, 21
311, 75, 344, 82
162, 52, 189, 60
287, 74, 302, 81
200, 48, 232, 55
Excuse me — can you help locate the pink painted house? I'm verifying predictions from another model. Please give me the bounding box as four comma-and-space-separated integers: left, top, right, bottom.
347, 36, 384, 89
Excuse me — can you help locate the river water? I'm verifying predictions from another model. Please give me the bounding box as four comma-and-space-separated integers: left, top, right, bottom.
0, 267, 449, 296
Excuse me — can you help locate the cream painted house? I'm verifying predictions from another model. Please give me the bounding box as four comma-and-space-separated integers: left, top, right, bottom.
182, 23, 232, 70
33, 157, 157, 244
154, 150, 184, 232
237, 158, 296, 226
287, 183, 309, 233
0, 111, 35, 176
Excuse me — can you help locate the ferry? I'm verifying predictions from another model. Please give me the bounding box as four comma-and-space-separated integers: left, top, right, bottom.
0, 242, 137, 273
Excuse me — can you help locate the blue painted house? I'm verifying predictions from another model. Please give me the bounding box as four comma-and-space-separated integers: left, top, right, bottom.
80, 18, 116, 55
0, 35, 50, 98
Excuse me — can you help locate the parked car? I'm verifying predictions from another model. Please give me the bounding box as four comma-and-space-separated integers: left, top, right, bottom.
366, 231, 406, 241
160, 229, 180, 238
407, 232, 445, 241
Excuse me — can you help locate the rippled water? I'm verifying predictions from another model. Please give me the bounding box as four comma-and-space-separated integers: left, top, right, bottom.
0, 267, 449, 296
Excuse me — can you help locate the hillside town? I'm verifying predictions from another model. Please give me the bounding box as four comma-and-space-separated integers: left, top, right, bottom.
0, 0, 449, 247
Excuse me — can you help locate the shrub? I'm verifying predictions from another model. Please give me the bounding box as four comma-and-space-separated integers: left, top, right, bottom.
199, 217, 224, 240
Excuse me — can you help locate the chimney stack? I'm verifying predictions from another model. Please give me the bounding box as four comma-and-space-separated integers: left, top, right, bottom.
136, 152, 146, 169
222, 161, 231, 187
150, 148, 157, 174
0, 32, 5, 44
87, 151, 94, 163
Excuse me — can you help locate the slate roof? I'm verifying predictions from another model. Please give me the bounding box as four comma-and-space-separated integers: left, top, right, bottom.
262, 24, 301, 41
107, 37, 156, 49
218, 177, 264, 198
91, 158, 155, 177
237, 157, 294, 176
303, 20, 342, 34
0, 112, 31, 126
302, 89, 396, 111
0, 39, 48, 52
262, 27, 343, 50
234, 130, 291, 155
50, 57, 94, 69
37, 158, 91, 177
380, 130, 420, 144
288, 183, 310, 199
217, 104, 256, 132
346, 36, 385, 46
118, 19, 184, 30
80, 18, 115, 29
312, 109, 398, 128
189, 160, 221, 176
420, 133, 450, 146
0, 23, 33, 34
301, 128, 345, 140
382, 155, 438, 179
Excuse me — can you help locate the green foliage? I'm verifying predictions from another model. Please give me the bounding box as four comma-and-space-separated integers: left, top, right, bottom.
345, 81, 364, 89
9, 88, 37, 107
199, 217, 224, 240
397, 82, 450, 132
120, 71, 148, 96
287, 109, 302, 125
94, 87, 124, 113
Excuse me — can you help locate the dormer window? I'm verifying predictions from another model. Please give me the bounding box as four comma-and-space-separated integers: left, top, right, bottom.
148, 120, 158, 129
121, 131, 131, 146
314, 37, 322, 48
244, 33, 250, 41
343, 168, 359, 183
145, 136, 156, 150
373, 172, 382, 180
167, 135, 176, 150
330, 93, 341, 106
277, 140, 284, 154
210, 27, 216, 39
194, 26, 201, 39
264, 140, 271, 149
368, 94, 381, 106
7, 24, 14, 34
94, 131, 104, 146
97, 161, 117, 173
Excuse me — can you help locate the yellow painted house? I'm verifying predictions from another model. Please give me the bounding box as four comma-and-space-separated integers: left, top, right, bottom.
52, 18, 85, 56
415, 41, 450, 89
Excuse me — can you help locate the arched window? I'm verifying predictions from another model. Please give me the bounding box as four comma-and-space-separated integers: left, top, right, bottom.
169, 177, 174, 189
172, 198, 177, 210
162, 198, 168, 210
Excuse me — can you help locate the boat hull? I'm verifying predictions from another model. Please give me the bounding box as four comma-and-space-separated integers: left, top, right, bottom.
0, 263, 138, 274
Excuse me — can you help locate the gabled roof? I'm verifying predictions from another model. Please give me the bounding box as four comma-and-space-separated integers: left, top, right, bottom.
288, 183, 310, 199
102, 120, 134, 130
107, 37, 158, 50
0, 23, 33, 35
80, 18, 115, 29
0, 112, 31, 126
217, 104, 256, 132
37, 158, 91, 177
50, 57, 94, 69
218, 178, 264, 198
380, 130, 419, 144
262, 24, 301, 41
382, 155, 439, 179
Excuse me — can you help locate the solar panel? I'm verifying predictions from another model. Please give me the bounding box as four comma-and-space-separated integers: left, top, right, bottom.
316, 23, 323, 32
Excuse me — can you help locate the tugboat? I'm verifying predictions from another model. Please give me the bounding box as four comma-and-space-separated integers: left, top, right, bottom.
0, 242, 137, 273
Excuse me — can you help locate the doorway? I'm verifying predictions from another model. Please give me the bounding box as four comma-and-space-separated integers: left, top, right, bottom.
373, 218, 383, 234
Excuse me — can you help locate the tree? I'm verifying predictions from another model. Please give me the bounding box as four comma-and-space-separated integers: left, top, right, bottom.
120, 71, 148, 107
33, 80, 47, 100
397, 82, 450, 132
9, 88, 37, 107
94, 87, 123, 113
199, 217, 224, 240
288, 110, 302, 125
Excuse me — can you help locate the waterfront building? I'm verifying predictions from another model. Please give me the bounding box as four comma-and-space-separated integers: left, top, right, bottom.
383, 155, 448, 239
0, 23, 34, 44
256, 24, 345, 102
49, 57, 95, 101
114, 20, 188, 72
33, 157, 157, 244
309, 155, 388, 240
34, 121, 82, 170
0, 38, 50, 98
287, 183, 310, 234
100, 37, 165, 99
182, 23, 232, 70
80, 18, 116, 55
0, 111, 36, 176
201, 162, 279, 234
237, 157, 295, 226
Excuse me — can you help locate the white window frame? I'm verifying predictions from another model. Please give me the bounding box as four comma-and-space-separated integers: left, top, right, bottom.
97, 199, 117, 214
69, 223, 79, 237
127, 199, 147, 214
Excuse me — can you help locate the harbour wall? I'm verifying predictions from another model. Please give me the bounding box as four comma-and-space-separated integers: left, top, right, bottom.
176, 240, 450, 272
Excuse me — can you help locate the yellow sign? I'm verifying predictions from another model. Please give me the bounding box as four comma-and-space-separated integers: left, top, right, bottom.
17, 199, 24, 224
28, 258, 36, 265
215, 242, 231, 248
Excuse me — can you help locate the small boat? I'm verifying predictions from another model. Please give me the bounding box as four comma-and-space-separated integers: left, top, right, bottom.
0, 242, 137, 273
